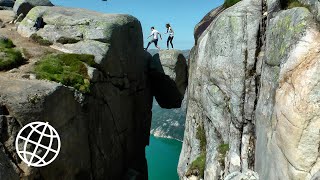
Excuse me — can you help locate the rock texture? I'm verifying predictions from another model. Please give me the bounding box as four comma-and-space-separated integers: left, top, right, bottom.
255, 6, 320, 180
179, 0, 320, 179
149, 50, 188, 140
179, 0, 262, 179
13, 0, 53, 16
0, 5, 184, 180
157, 50, 188, 97
297, 0, 320, 21
194, 5, 225, 44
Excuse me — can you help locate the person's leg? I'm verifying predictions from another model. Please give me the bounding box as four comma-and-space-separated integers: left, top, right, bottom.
145, 41, 152, 50
167, 37, 170, 49
170, 36, 174, 49
154, 39, 160, 50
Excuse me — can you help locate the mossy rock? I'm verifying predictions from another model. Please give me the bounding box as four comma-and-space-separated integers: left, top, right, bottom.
217, 143, 229, 166
196, 124, 207, 152
224, 0, 241, 8
186, 124, 207, 178
186, 153, 206, 178
34, 53, 96, 93
0, 38, 24, 71
57, 37, 81, 44
282, 0, 310, 9
30, 34, 53, 46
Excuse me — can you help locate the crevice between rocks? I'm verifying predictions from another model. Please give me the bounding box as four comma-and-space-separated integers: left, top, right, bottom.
240, 0, 268, 173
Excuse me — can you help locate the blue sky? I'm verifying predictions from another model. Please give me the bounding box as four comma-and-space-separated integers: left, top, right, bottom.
51, 0, 224, 50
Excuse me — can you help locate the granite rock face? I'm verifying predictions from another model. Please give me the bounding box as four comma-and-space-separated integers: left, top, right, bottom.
194, 5, 225, 44
255, 6, 320, 180
0, 5, 175, 180
179, 0, 320, 179
178, 0, 262, 179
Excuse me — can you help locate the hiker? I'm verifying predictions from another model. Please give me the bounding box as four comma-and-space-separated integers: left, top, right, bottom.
34, 17, 45, 30
165, 23, 174, 49
145, 27, 162, 50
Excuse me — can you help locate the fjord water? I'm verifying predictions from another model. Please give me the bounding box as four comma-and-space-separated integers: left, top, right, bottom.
146, 136, 182, 180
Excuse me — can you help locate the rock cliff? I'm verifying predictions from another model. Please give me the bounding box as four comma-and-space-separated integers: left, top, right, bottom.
0, 4, 183, 180
179, 0, 320, 179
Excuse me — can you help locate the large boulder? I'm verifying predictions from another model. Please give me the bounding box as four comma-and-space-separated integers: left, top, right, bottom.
13, 0, 53, 16
17, 6, 138, 46
157, 50, 188, 96
148, 50, 188, 109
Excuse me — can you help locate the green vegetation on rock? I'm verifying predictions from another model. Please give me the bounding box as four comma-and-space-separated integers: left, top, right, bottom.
196, 124, 207, 152
282, 0, 310, 9
187, 124, 207, 178
224, 0, 241, 8
218, 143, 229, 166
57, 37, 80, 44
0, 38, 14, 48
34, 53, 95, 93
0, 38, 24, 71
187, 153, 206, 178
30, 34, 53, 46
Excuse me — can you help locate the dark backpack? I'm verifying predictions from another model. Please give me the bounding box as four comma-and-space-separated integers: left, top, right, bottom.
34, 17, 45, 30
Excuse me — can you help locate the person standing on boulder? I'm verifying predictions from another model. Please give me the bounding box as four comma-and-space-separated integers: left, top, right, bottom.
165, 23, 174, 50
145, 27, 162, 50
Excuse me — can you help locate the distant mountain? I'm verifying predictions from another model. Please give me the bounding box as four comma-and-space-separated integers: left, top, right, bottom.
148, 49, 190, 59
150, 98, 186, 141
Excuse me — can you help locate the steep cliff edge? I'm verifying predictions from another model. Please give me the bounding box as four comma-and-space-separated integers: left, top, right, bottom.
0, 4, 183, 180
179, 0, 320, 179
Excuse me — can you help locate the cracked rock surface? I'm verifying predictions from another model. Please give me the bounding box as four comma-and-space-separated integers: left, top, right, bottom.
179, 0, 320, 179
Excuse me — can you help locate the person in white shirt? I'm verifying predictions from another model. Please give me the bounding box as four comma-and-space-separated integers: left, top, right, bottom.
165, 23, 174, 50
145, 27, 162, 50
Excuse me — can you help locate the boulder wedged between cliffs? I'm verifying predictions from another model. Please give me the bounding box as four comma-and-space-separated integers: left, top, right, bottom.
147, 50, 188, 109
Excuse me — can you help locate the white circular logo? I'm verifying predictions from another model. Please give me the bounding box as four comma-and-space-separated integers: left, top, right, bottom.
15, 122, 61, 167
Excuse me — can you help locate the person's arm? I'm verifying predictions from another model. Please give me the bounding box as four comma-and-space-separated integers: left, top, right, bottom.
165, 28, 168, 34
147, 32, 153, 39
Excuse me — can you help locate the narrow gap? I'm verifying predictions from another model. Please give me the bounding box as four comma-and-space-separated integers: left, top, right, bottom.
0, 105, 9, 116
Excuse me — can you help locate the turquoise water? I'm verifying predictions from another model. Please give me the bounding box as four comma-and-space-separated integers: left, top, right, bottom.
146, 136, 182, 180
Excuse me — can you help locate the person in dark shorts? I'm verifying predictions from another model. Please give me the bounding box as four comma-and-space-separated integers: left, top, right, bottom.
165, 23, 174, 49
145, 27, 162, 50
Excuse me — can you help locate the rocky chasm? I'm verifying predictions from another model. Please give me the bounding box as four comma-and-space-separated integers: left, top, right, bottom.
0, 1, 187, 179
178, 0, 320, 179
